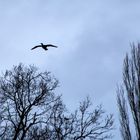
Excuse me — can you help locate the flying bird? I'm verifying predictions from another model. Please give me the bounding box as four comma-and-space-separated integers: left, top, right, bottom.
31, 43, 58, 51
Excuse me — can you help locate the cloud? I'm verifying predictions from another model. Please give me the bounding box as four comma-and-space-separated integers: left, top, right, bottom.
0, 1, 140, 139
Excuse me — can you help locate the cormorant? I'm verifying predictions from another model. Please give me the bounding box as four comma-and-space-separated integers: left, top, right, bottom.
31, 43, 58, 51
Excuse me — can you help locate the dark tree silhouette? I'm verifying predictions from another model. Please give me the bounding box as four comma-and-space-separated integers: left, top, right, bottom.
0, 63, 59, 140
28, 97, 113, 140
117, 43, 140, 140
0, 64, 114, 140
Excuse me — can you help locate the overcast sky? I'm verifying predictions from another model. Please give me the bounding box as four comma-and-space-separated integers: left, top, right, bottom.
1, 0, 140, 139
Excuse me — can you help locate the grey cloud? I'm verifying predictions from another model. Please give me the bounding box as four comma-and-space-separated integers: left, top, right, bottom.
0, 1, 140, 139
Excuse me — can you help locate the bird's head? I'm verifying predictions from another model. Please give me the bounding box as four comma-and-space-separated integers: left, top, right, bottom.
40, 43, 43, 46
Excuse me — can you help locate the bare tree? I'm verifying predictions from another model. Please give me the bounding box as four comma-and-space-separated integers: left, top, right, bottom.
28, 97, 114, 140
0, 63, 59, 140
117, 87, 131, 140
117, 43, 140, 140
0, 63, 114, 140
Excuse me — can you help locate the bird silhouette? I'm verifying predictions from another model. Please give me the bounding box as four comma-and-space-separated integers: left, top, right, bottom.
31, 43, 58, 51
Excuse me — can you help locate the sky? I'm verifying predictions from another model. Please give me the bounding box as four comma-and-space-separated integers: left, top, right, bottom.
0, 0, 140, 139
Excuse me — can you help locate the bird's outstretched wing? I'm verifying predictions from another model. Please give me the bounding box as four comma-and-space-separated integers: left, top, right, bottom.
31, 45, 41, 50
46, 44, 58, 48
